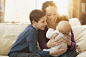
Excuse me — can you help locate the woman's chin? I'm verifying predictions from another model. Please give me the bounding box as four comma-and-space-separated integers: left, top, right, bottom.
51, 23, 55, 25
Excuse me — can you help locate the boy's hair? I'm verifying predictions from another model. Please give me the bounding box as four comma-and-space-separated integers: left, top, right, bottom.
29, 9, 45, 24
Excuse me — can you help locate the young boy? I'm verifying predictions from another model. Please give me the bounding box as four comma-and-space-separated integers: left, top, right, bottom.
43, 21, 71, 57
8, 9, 66, 57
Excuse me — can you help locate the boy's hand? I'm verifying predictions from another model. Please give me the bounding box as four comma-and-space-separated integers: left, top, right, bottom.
50, 45, 67, 55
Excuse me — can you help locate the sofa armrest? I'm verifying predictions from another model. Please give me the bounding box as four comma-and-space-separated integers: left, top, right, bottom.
76, 51, 86, 57
76, 44, 82, 55
72, 25, 86, 54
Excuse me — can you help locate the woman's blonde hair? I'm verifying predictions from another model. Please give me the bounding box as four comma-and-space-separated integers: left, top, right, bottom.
56, 15, 69, 23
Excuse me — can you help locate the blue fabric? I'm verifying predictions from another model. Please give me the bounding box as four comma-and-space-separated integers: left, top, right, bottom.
8, 24, 49, 57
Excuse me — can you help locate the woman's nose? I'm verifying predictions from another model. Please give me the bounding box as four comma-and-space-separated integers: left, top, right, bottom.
51, 15, 54, 19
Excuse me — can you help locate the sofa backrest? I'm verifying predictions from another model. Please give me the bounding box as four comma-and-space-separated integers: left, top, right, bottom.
69, 18, 81, 27
0, 23, 28, 55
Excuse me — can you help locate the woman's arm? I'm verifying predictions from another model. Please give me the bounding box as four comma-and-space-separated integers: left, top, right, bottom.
38, 29, 49, 49
63, 29, 77, 51
38, 27, 62, 49
69, 29, 77, 51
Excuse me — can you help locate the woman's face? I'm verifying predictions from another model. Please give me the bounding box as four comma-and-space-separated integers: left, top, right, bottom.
46, 6, 57, 25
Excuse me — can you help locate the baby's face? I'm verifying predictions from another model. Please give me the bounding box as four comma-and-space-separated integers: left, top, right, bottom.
63, 29, 71, 35
63, 31, 71, 35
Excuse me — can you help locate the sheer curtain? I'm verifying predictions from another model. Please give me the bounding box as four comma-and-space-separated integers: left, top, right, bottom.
53, 0, 73, 19
68, 0, 73, 19
0, 0, 5, 23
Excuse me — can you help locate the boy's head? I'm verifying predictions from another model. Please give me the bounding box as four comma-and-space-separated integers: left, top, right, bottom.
29, 9, 45, 24
29, 9, 47, 30
56, 21, 71, 35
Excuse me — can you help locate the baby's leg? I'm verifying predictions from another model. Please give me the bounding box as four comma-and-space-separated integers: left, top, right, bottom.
43, 49, 52, 51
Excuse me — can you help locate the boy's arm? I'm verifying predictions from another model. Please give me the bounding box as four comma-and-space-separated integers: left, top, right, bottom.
26, 32, 50, 57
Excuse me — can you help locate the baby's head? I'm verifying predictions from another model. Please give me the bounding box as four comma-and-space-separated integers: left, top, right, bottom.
56, 21, 71, 35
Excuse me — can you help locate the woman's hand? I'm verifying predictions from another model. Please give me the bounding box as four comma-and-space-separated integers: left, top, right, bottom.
47, 33, 63, 48
50, 45, 67, 55
63, 34, 71, 46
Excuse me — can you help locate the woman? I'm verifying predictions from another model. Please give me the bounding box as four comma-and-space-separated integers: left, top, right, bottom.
38, 1, 77, 57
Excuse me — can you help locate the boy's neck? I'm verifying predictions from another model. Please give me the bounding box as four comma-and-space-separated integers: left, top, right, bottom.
32, 24, 38, 31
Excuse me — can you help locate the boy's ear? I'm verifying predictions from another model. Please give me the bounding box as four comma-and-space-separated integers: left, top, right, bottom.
32, 20, 36, 25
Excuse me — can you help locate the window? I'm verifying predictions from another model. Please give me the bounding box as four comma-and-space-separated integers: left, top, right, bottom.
4, 0, 73, 23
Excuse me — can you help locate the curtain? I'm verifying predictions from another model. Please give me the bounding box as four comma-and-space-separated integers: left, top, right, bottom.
0, 0, 5, 23
53, 0, 73, 19
68, 0, 73, 19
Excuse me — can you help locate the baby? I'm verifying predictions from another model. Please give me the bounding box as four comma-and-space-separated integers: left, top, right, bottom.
43, 21, 71, 57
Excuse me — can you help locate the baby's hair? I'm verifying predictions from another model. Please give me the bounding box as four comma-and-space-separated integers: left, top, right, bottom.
57, 21, 71, 34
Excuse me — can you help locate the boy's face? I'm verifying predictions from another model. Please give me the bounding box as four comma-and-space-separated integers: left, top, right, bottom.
35, 15, 47, 30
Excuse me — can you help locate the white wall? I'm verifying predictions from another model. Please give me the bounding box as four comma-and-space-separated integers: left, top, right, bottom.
36, 0, 54, 10
5, 0, 36, 23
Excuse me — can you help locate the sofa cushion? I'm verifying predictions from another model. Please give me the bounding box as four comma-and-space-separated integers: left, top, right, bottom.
0, 23, 28, 55
0, 55, 9, 57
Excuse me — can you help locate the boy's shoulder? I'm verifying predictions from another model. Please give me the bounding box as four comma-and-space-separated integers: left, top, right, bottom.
25, 24, 36, 33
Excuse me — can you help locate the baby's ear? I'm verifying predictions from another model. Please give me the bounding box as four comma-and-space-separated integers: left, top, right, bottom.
56, 27, 60, 32
58, 29, 60, 32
